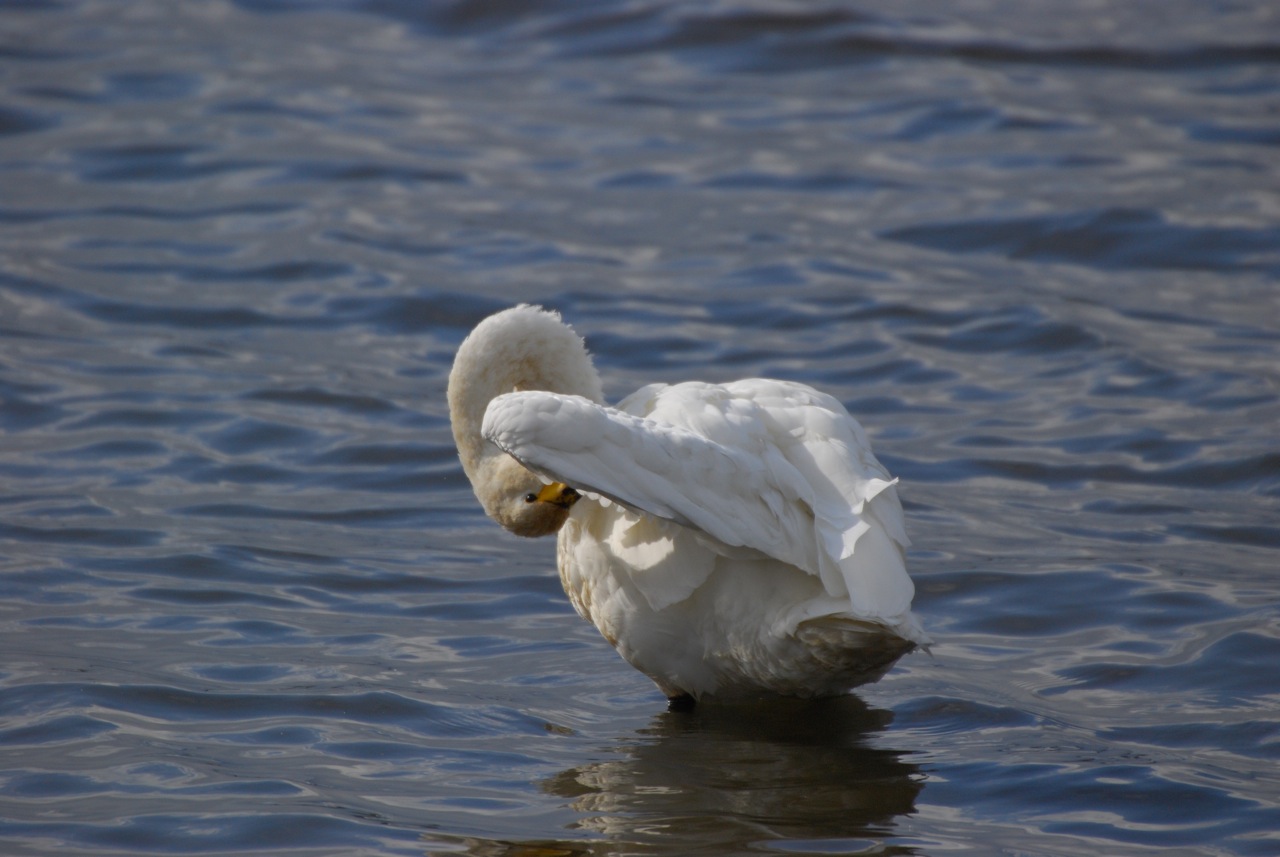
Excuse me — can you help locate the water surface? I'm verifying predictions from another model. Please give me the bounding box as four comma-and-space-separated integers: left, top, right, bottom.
1, 1, 1278, 855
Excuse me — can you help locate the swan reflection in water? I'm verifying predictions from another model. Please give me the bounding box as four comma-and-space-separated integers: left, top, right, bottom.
491, 696, 923, 854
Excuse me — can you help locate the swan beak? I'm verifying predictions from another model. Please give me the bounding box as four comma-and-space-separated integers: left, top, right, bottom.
535, 482, 580, 509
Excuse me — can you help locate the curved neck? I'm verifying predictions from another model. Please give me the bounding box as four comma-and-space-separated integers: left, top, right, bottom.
447, 306, 604, 479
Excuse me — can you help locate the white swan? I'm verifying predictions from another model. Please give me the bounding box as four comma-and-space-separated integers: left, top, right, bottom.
448, 305, 928, 704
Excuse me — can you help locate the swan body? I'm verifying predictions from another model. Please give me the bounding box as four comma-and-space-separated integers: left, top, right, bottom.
448, 305, 928, 702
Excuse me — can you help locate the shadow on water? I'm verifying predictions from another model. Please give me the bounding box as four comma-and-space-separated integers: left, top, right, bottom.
458, 697, 923, 855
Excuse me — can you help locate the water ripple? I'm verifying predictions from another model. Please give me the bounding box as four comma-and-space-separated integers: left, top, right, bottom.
1, 683, 547, 738
1, 1, 1277, 855
882, 207, 1280, 275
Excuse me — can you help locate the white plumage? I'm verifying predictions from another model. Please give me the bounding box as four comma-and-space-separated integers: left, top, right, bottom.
449, 305, 928, 703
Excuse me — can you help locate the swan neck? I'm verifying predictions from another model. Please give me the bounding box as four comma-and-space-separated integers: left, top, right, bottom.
447, 306, 604, 478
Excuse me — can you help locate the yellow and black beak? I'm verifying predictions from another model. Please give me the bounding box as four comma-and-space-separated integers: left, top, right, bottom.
534, 482, 580, 509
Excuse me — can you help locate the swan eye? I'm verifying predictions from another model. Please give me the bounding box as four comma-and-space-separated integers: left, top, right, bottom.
523, 493, 538, 504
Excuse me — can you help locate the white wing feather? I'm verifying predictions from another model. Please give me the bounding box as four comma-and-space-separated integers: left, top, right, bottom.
481, 380, 916, 624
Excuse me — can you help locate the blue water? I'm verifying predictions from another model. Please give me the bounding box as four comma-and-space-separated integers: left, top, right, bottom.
2, 1, 1278, 855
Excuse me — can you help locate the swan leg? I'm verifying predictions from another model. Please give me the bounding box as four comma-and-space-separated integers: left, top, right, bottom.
666, 693, 697, 712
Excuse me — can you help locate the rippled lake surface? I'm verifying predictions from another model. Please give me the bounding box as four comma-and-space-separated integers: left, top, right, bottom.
2, 1, 1278, 854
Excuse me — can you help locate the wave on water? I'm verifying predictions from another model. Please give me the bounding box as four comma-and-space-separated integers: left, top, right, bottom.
1, 0, 1278, 855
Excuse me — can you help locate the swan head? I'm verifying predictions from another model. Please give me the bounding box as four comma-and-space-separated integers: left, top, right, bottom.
477, 455, 581, 538
447, 304, 602, 539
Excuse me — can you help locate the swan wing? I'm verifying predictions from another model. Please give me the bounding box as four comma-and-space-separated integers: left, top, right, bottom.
634, 379, 915, 623
482, 382, 916, 626
482, 389, 802, 540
